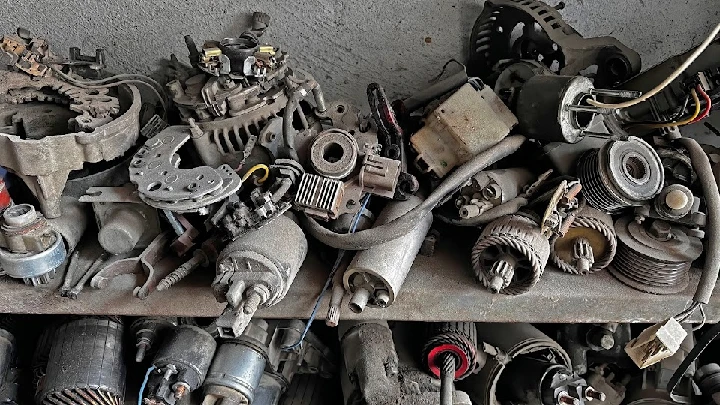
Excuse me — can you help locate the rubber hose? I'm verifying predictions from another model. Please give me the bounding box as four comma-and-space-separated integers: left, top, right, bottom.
301, 135, 527, 250
437, 196, 529, 226
678, 137, 720, 305
440, 353, 455, 405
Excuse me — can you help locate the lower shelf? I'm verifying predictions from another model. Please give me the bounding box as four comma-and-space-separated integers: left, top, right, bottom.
0, 239, 713, 323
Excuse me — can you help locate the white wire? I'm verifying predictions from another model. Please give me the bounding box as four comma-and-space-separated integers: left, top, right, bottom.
588, 22, 720, 109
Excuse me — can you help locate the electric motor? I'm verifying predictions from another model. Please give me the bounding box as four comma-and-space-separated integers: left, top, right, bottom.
471, 214, 550, 295
577, 136, 664, 213
144, 325, 217, 405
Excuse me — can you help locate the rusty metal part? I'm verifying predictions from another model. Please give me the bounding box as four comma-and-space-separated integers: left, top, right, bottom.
129, 126, 242, 214
469, 0, 641, 86
540, 180, 582, 238
577, 136, 664, 213
344, 195, 432, 313
0, 203, 66, 285
0, 72, 141, 218
551, 206, 617, 274
146, 325, 217, 405
131, 317, 177, 363
410, 83, 517, 178
471, 214, 550, 295
80, 185, 161, 255
464, 323, 572, 405
37, 317, 126, 405
90, 231, 182, 299
294, 174, 345, 221
610, 217, 703, 295
309, 128, 358, 179
213, 213, 307, 338
0, 29, 55, 77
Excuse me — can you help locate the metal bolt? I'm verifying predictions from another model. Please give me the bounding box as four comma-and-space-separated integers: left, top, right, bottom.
243, 290, 263, 315
648, 220, 672, 241
375, 290, 391, 307
174, 384, 187, 400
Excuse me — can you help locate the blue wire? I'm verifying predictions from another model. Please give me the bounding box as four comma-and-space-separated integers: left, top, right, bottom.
138, 364, 156, 405
282, 194, 371, 351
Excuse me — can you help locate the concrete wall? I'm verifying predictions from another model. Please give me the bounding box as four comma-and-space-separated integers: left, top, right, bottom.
1, 0, 718, 106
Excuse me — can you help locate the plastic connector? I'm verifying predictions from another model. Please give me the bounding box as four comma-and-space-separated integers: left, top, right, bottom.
625, 318, 687, 369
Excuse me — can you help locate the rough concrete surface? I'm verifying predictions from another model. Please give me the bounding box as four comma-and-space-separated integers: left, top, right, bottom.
0, 0, 718, 107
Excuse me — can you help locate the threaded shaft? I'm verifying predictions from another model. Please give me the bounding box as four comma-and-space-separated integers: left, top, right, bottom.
157, 253, 204, 291
440, 353, 455, 405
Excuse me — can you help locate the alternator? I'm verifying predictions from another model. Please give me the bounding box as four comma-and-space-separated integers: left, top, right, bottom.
471, 214, 550, 295
577, 137, 664, 213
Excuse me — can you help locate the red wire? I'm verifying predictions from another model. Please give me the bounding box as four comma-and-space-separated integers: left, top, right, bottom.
691, 84, 712, 123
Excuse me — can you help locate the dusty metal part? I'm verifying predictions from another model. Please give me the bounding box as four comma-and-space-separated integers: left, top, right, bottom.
0, 29, 55, 77
577, 136, 664, 213
468, 0, 641, 85
585, 366, 627, 405
551, 206, 616, 274
80, 185, 162, 255
90, 231, 182, 299
157, 248, 210, 292
463, 323, 572, 405
37, 317, 126, 405
213, 213, 307, 338
657, 147, 696, 186
130, 126, 242, 214
410, 83, 517, 178
634, 184, 706, 231
309, 128, 358, 180
610, 217, 703, 295
455, 168, 533, 219
65, 252, 108, 299
146, 325, 217, 405
494, 60, 552, 106
540, 179, 582, 239
0, 72, 140, 218
131, 317, 177, 363
202, 320, 269, 405
46, 196, 90, 254
0, 203, 66, 286
471, 214, 550, 295
294, 174, 345, 221
423, 322, 485, 381
0, 327, 17, 405
344, 195, 432, 313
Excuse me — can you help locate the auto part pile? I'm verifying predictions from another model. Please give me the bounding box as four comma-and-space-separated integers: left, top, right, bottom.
2, 1, 720, 404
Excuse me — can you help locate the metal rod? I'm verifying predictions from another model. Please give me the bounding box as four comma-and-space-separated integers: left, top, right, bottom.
440, 353, 455, 405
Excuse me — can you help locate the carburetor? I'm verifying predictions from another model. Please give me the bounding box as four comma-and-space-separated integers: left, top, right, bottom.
0, 203, 66, 285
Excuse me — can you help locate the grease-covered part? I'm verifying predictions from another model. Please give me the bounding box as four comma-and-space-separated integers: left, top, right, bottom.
577, 137, 664, 213
422, 322, 485, 381
36, 318, 126, 405
551, 206, 616, 274
145, 325, 217, 405
471, 214, 550, 295
609, 217, 703, 295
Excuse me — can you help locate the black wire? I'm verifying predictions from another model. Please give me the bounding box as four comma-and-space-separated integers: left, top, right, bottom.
667, 319, 720, 401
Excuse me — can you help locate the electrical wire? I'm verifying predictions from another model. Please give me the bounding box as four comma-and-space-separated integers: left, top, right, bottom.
240, 164, 270, 183
691, 85, 712, 123
587, 22, 720, 109
643, 89, 701, 128
282, 194, 371, 351
138, 364, 156, 405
